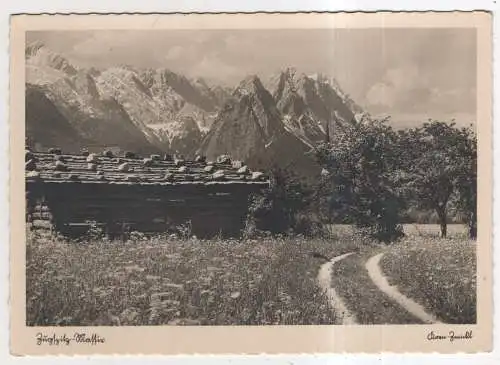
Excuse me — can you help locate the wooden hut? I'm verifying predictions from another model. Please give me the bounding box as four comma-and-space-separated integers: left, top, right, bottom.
25, 148, 270, 238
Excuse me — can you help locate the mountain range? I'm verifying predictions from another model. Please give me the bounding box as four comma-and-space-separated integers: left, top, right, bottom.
25, 41, 361, 177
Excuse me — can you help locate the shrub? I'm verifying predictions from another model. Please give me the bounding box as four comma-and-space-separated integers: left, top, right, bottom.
176, 221, 193, 240
293, 213, 329, 238
85, 221, 105, 241
246, 167, 319, 237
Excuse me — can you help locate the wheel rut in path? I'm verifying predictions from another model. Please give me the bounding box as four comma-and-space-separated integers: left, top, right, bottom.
317, 252, 357, 325
365, 253, 442, 324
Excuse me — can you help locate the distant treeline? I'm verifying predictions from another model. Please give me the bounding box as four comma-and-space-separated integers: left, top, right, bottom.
327, 207, 467, 225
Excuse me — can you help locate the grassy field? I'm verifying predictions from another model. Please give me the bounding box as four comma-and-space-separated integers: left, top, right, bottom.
26, 224, 476, 326
400, 224, 468, 238
26, 230, 358, 326
328, 224, 468, 238
380, 237, 476, 324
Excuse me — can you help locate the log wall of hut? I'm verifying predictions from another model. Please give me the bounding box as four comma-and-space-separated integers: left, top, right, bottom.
26, 181, 262, 238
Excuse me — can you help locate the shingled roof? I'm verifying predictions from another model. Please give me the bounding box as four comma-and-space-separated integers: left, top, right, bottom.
25, 149, 270, 186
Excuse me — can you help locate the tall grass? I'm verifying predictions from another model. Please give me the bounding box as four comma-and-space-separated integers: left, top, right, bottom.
26, 230, 358, 326
380, 236, 476, 324
26, 224, 475, 326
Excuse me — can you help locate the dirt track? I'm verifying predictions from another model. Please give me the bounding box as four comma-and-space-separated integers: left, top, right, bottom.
319, 251, 443, 325
317, 252, 357, 324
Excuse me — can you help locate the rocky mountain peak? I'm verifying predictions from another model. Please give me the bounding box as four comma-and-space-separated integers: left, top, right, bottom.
281, 67, 299, 81
26, 41, 78, 76
192, 77, 209, 89
235, 75, 267, 95
25, 40, 45, 58
307, 72, 329, 83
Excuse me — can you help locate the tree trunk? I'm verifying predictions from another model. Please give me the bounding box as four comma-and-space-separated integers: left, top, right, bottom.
469, 221, 477, 240
468, 209, 477, 240
437, 207, 447, 238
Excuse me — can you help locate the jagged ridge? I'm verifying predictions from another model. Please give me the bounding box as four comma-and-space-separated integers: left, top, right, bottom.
25, 42, 362, 176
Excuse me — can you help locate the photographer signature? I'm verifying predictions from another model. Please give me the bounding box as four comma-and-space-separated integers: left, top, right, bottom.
427, 330, 473, 342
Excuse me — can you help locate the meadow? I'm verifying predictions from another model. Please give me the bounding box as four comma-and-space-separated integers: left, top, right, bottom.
26, 230, 358, 326
26, 224, 476, 326
380, 236, 476, 324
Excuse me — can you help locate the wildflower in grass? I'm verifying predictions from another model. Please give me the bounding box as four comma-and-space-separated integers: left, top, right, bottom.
119, 308, 139, 324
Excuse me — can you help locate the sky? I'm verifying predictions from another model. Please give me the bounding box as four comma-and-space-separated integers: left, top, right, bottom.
27, 28, 477, 127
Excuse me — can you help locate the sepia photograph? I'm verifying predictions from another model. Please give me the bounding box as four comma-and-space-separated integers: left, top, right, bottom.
9, 12, 492, 355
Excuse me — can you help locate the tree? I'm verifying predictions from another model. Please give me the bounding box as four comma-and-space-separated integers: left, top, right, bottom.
454, 126, 477, 239
315, 116, 405, 243
401, 121, 477, 238
247, 166, 314, 235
